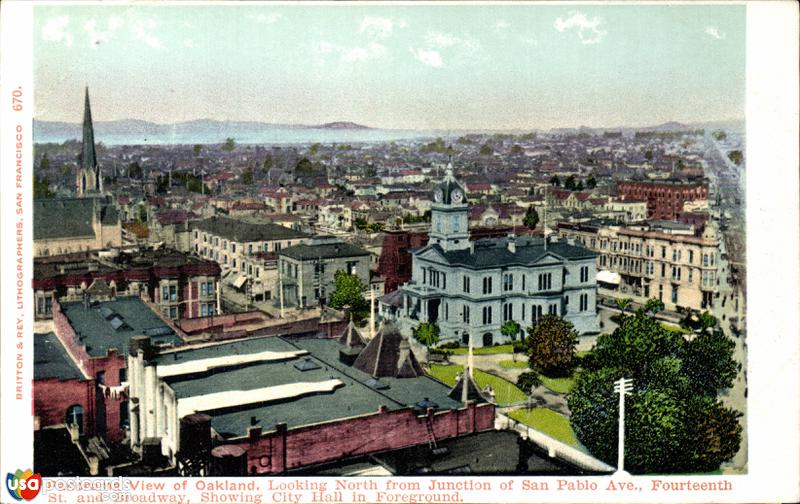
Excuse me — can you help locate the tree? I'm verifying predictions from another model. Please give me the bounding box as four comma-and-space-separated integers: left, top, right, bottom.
479, 144, 493, 156
644, 297, 665, 316
328, 271, 368, 321
615, 297, 633, 314
413, 322, 440, 347
567, 308, 742, 474
576, 180, 584, 191
727, 150, 743, 166
128, 162, 143, 179
295, 157, 316, 175
33, 175, 53, 199
525, 315, 578, 377
711, 130, 727, 141
309, 143, 320, 156
681, 329, 740, 398
587, 175, 597, 189
263, 154, 274, 172
510, 144, 523, 155
549, 175, 560, 187
38, 153, 51, 172
193, 144, 202, 157
523, 205, 539, 230
564, 175, 577, 191
222, 137, 236, 151
137, 204, 148, 223
501, 320, 521, 341
242, 167, 254, 185
644, 149, 654, 162
516, 371, 541, 394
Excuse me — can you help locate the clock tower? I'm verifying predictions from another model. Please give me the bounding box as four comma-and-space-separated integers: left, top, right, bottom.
430, 162, 470, 252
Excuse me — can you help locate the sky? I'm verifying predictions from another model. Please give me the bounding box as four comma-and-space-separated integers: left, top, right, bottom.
33, 3, 745, 130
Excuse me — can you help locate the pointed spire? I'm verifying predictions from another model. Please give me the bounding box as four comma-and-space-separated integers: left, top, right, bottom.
82, 87, 97, 171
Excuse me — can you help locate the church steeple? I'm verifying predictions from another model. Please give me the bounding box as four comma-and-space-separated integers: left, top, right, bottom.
82, 87, 97, 172
77, 87, 102, 196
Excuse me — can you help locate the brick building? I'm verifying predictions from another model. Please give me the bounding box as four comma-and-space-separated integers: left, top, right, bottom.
126, 323, 494, 475
377, 229, 429, 294
33, 248, 221, 321
616, 180, 708, 220
47, 296, 184, 445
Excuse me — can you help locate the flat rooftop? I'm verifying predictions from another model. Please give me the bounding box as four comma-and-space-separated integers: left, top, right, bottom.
60, 296, 182, 358
157, 335, 462, 439
34, 332, 86, 381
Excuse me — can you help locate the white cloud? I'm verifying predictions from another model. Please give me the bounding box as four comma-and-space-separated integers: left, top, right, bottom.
424, 31, 460, 49
554, 11, 607, 45
248, 13, 282, 24
520, 35, 538, 46
129, 18, 162, 49
410, 47, 443, 68
343, 42, 386, 63
42, 16, 73, 47
83, 17, 123, 48
704, 25, 725, 40
317, 40, 386, 63
359, 16, 394, 39
494, 20, 511, 30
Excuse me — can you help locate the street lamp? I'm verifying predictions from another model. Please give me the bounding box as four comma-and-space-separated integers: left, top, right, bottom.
613, 377, 634, 477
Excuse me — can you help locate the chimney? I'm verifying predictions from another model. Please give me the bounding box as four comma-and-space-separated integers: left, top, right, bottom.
507, 235, 516, 254
469, 241, 475, 254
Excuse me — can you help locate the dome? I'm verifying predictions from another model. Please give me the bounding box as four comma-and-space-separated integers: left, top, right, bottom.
433, 162, 468, 205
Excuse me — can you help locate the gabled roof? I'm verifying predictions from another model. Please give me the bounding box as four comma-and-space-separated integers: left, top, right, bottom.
352, 323, 424, 378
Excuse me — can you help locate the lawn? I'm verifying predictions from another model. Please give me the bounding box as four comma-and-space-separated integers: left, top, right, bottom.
498, 359, 528, 369
449, 344, 515, 355
427, 364, 528, 406
507, 407, 580, 448
661, 323, 690, 334
538, 373, 578, 394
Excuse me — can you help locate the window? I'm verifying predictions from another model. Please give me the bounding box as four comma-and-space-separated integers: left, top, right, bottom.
549, 304, 558, 315
463, 276, 471, 293
194, 230, 199, 239
169, 306, 177, 319
671, 285, 678, 304
661, 246, 666, 258
482, 277, 493, 295
119, 368, 127, 383
223, 240, 228, 250
522, 274, 526, 291
580, 266, 589, 283
688, 269, 693, 283
537, 273, 552, 291
563, 296, 569, 314
462, 306, 470, 324
503, 274, 513, 291
347, 261, 358, 275
503, 303, 513, 322
579, 293, 589, 311
232, 243, 236, 253
532, 305, 543, 323
248, 244, 253, 254
66, 405, 84, 434
119, 401, 129, 429
444, 303, 449, 321
169, 285, 177, 302
96, 371, 105, 385
482, 306, 493, 325
161, 286, 168, 302
660, 264, 666, 277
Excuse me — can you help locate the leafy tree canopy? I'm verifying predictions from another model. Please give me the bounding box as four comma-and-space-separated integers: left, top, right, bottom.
525, 314, 578, 377
222, 137, 236, 151
413, 322, 440, 347
523, 205, 539, 230
328, 271, 368, 321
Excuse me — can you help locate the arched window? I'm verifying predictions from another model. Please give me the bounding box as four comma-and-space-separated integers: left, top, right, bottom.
482, 333, 493, 347
66, 405, 84, 434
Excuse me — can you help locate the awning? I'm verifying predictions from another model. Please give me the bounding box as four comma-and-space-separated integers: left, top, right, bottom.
232, 274, 248, 289
597, 270, 621, 285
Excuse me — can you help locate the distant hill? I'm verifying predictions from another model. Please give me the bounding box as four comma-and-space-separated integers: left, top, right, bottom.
314, 121, 371, 130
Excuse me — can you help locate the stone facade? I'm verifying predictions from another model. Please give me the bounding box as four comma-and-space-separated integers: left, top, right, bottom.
394, 165, 599, 346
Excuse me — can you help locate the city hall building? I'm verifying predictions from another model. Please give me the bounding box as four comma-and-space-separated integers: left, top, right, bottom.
394, 165, 599, 346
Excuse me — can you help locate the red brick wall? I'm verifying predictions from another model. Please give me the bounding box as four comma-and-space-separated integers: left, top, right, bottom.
34, 378, 95, 437
617, 181, 708, 221
51, 299, 128, 444
238, 402, 495, 474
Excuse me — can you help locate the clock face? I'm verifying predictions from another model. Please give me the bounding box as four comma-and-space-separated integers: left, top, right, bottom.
452, 189, 464, 203
434, 189, 443, 202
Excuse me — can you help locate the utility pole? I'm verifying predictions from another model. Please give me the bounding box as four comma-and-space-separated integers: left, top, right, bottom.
369, 287, 376, 340
613, 377, 634, 477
